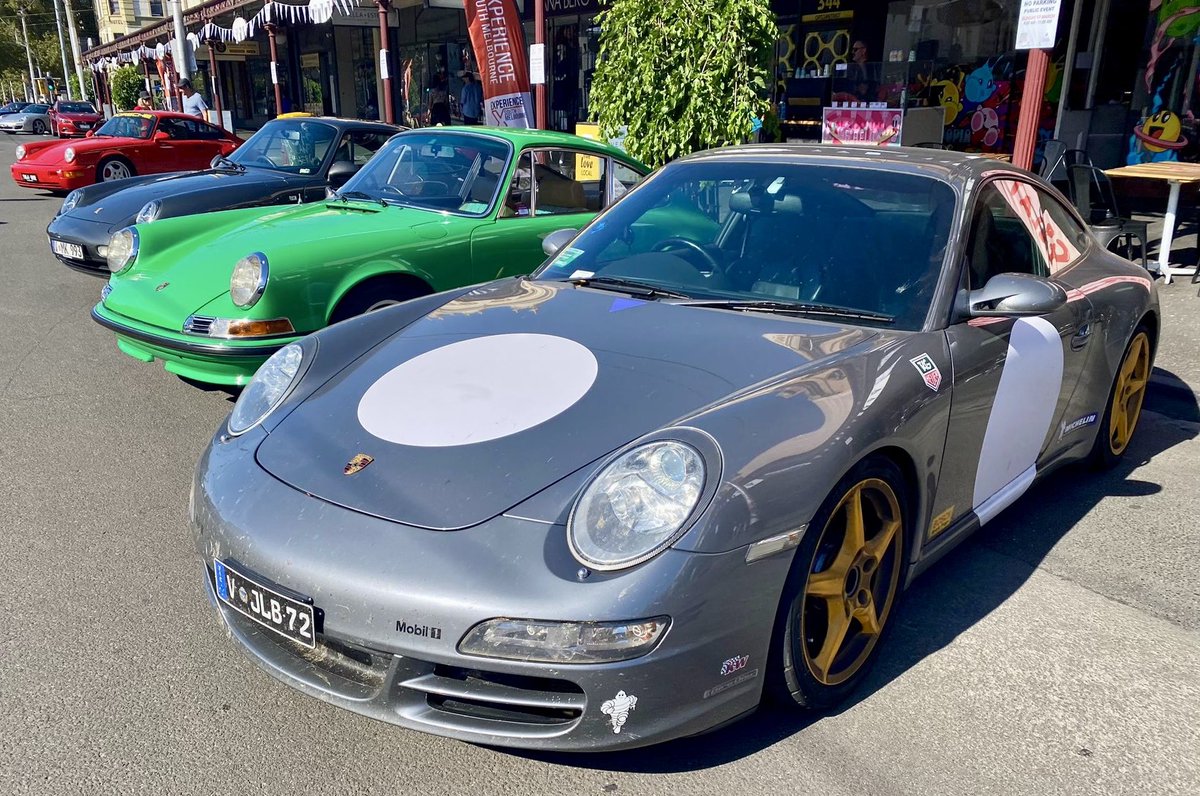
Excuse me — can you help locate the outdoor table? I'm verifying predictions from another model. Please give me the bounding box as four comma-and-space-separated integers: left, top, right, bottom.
1105, 161, 1200, 284
975, 152, 1012, 161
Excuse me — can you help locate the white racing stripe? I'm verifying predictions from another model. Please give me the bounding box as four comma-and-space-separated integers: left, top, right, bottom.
972, 316, 1064, 515
357, 333, 599, 447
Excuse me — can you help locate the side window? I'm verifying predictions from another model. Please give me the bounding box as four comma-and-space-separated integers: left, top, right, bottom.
611, 160, 645, 202
159, 118, 188, 139
964, 182, 1048, 289
193, 121, 225, 141
502, 152, 534, 217
508, 149, 595, 216
339, 131, 391, 165
1035, 188, 1088, 273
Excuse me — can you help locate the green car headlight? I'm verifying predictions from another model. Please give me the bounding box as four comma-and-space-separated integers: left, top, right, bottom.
458, 616, 670, 664
568, 441, 706, 571
106, 227, 139, 274
227, 343, 305, 436
59, 189, 82, 216
231, 252, 269, 309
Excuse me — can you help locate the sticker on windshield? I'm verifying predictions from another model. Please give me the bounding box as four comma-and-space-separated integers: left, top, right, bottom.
460, 201, 488, 213
299, 168, 311, 174
555, 247, 584, 267
568, 269, 594, 280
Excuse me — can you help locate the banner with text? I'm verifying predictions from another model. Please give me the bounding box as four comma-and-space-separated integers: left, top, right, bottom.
465, 0, 533, 128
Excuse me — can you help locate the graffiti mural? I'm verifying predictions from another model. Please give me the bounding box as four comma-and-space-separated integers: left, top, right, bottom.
919, 57, 1013, 152
1128, 0, 1200, 163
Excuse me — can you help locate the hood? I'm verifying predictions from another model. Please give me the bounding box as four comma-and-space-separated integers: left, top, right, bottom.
256, 279, 878, 530
72, 168, 293, 225
56, 111, 102, 121
24, 137, 137, 164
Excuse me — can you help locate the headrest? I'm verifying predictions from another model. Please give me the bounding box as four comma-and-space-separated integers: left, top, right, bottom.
728, 187, 803, 216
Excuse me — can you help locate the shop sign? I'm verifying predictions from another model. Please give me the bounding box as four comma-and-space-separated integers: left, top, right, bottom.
301, 53, 320, 69
1015, 0, 1063, 50
523, 0, 600, 19
466, 0, 534, 128
574, 122, 601, 181
333, 5, 399, 27
822, 107, 903, 147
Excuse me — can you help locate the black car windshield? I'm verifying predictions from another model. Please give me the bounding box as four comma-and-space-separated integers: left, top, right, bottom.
337, 131, 510, 216
58, 102, 96, 114
229, 119, 339, 174
0, 102, 29, 114
94, 114, 155, 139
534, 161, 957, 329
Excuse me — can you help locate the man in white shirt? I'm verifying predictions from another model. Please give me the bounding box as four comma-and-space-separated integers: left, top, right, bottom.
179, 78, 208, 118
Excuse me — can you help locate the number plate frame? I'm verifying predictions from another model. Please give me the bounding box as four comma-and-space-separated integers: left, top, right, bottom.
50, 239, 83, 259
21, 173, 37, 182
213, 559, 317, 649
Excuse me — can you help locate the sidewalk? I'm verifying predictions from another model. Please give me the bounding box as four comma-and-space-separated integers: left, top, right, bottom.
1138, 214, 1199, 404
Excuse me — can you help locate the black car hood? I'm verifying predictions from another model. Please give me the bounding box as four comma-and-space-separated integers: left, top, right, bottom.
72, 168, 299, 225
256, 278, 877, 530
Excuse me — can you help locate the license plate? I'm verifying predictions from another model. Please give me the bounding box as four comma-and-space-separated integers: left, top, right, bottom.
22, 173, 37, 182
213, 559, 316, 648
50, 239, 83, 259
78, 123, 90, 130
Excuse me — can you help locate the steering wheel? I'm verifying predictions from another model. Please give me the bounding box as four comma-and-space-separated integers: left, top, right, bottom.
651, 237, 723, 275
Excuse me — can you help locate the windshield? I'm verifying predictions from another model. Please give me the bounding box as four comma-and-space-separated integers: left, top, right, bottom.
94, 114, 155, 139
535, 161, 957, 330
229, 119, 339, 174
338, 131, 511, 215
58, 102, 96, 114
0, 102, 28, 114
23, 104, 49, 114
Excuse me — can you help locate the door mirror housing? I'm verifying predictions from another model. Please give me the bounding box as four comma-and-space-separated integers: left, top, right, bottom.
152, 130, 170, 142
959, 273, 1068, 318
327, 161, 360, 189
85, 130, 94, 138
542, 228, 578, 257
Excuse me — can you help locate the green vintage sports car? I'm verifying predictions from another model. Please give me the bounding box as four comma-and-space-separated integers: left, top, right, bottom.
91, 127, 647, 386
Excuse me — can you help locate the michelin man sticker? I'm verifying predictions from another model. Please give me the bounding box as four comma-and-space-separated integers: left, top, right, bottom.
600, 690, 638, 734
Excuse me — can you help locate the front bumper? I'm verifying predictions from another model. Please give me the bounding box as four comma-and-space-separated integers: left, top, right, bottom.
191, 431, 792, 750
10, 161, 91, 190
92, 302, 297, 386
56, 120, 99, 137
47, 213, 115, 275
0, 120, 30, 133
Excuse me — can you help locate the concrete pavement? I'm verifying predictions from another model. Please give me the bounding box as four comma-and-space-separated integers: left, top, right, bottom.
0, 132, 1197, 795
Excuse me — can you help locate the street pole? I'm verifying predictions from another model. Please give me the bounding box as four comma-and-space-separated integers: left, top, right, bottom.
265, 2, 283, 117
204, 27, 224, 126
534, 0, 545, 130
62, 0, 88, 105
1013, 48, 1050, 171
52, 0, 73, 99
376, 0, 393, 124
18, 8, 37, 102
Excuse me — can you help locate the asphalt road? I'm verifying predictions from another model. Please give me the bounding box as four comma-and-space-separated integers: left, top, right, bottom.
1, 132, 1198, 796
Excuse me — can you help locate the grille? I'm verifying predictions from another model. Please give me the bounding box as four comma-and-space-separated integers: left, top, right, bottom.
183, 315, 216, 335
398, 664, 585, 728
100, 283, 111, 302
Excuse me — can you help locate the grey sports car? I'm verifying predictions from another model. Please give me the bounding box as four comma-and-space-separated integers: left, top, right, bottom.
0, 103, 51, 134
191, 145, 1157, 751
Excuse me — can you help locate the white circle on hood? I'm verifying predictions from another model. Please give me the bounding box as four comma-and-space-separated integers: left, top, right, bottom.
357, 333, 598, 447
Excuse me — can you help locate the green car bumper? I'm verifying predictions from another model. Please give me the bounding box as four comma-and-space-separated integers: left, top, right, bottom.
91, 303, 300, 387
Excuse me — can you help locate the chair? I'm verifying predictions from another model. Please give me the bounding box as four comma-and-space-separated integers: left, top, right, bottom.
1067, 163, 1149, 267
1039, 139, 1067, 179
912, 141, 946, 149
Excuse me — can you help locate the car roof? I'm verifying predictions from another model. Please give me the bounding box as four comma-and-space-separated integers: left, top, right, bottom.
675, 143, 1028, 186
262, 116, 401, 133
418, 125, 639, 161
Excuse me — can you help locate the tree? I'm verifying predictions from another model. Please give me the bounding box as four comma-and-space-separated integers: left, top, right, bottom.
589, 0, 776, 168
68, 71, 90, 101
110, 64, 141, 111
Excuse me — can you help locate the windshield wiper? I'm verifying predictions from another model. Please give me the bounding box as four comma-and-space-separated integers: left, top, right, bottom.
568, 274, 692, 300
677, 299, 895, 324
212, 154, 244, 172
330, 190, 386, 207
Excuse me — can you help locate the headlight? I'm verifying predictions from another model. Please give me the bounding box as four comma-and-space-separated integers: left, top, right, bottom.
106, 227, 139, 274
227, 343, 305, 435
230, 252, 269, 309
59, 189, 82, 216
135, 199, 161, 224
64, 147, 76, 163
15, 144, 25, 159
459, 617, 670, 664
568, 441, 706, 570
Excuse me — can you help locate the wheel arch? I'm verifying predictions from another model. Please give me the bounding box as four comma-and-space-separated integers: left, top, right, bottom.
325, 264, 435, 325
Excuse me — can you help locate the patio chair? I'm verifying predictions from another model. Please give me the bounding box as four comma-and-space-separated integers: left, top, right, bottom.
1039, 139, 1067, 179
1067, 163, 1149, 267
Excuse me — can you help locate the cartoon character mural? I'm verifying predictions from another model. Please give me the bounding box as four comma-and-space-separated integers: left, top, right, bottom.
928, 57, 1012, 152
1127, 0, 1200, 164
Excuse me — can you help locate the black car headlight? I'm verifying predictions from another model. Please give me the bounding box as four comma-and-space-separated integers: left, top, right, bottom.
106, 227, 139, 274
59, 189, 82, 216
135, 199, 162, 224
227, 343, 306, 435
568, 440, 707, 571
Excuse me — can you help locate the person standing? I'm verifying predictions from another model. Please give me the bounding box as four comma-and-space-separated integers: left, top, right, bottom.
135, 90, 154, 110
429, 71, 451, 126
460, 72, 483, 125
179, 78, 208, 118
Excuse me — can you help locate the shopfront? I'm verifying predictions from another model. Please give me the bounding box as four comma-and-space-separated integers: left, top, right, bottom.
521, 0, 603, 133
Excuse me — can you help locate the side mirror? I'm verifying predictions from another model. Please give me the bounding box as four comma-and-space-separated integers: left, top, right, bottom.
327, 161, 360, 189
153, 130, 170, 142
959, 273, 1068, 318
542, 228, 578, 257
85, 130, 94, 138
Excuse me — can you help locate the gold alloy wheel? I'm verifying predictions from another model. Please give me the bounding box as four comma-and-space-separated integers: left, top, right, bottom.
1109, 332, 1151, 456
801, 478, 903, 686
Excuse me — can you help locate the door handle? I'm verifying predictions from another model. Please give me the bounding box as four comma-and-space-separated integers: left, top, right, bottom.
1070, 322, 1093, 351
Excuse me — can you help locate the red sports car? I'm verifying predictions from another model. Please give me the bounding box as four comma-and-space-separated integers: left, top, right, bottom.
48, 100, 105, 138
10, 111, 240, 192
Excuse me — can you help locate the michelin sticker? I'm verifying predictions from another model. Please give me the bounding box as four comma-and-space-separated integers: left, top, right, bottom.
1060, 413, 1098, 439
600, 690, 637, 734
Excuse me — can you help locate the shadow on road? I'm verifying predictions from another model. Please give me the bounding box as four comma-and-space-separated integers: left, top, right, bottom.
511, 383, 1198, 773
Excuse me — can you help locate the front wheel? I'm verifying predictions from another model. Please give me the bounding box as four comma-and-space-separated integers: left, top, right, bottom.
328, 277, 431, 324
767, 456, 908, 710
32, 119, 46, 135
1090, 327, 1152, 468
97, 157, 134, 182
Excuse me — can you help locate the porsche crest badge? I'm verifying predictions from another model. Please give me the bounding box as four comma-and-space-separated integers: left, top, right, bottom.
344, 454, 374, 475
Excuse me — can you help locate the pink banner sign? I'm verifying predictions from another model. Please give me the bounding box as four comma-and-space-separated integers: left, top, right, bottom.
822, 108, 903, 147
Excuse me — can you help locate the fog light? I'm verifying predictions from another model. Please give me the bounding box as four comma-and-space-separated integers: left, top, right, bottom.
97, 245, 108, 258
458, 616, 669, 664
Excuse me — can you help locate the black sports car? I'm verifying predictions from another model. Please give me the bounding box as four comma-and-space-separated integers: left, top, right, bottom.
46, 116, 401, 274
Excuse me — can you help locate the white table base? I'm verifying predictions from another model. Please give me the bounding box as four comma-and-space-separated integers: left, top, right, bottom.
1156, 180, 1199, 284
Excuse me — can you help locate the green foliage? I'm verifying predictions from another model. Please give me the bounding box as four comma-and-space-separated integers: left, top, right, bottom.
589, 0, 776, 168
110, 65, 142, 111
68, 72, 91, 101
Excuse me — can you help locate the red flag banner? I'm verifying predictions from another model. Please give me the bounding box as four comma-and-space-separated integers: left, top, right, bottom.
464, 0, 533, 127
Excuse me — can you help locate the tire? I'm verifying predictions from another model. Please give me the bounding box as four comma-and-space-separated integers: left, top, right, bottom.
767, 455, 909, 711
1090, 326, 1152, 469
32, 119, 46, 135
329, 276, 431, 324
97, 157, 134, 183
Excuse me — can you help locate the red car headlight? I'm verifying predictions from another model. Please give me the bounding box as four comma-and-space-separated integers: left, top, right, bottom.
64, 147, 76, 163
